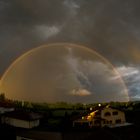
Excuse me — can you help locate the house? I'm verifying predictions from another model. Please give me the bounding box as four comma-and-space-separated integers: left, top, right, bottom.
73, 105, 129, 128
0, 107, 14, 114
0, 101, 15, 114
0, 101, 15, 125
1, 110, 42, 129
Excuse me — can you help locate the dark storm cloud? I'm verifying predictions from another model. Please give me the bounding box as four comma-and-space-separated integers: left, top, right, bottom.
1, 0, 140, 100
0, 0, 67, 25
1, 0, 140, 66
56, 0, 140, 65
0, 0, 76, 75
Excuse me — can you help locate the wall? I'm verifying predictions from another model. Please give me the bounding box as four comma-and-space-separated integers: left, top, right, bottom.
101, 107, 126, 127
2, 117, 40, 129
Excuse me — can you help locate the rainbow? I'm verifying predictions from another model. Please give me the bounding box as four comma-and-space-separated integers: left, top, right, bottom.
0, 43, 129, 102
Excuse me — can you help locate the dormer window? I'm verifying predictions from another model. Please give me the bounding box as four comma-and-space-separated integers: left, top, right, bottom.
112, 111, 118, 115
104, 112, 111, 116
115, 119, 121, 124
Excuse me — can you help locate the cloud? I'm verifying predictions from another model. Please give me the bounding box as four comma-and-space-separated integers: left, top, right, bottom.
117, 66, 139, 77
131, 95, 140, 100
111, 66, 139, 80
0, 1, 10, 11
1, 0, 140, 101
63, 0, 80, 9
1, 0, 140, 70
111, 65, 140, 100
65, 47, 128, 102
35, 25, 61, 40
63, 0, 80, 16
70, 88, 91, 96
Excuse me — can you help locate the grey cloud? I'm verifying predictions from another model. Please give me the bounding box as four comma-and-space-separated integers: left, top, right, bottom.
65, 49, 128, 102
1, 0, 71, 25
70, 88, 91, 96
1, 0, 140, 68
112, 65, 140, 100
55, 0, 140, 65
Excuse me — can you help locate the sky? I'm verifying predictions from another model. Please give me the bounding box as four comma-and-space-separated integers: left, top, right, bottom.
0, 44, 129, 103
0, 0, 140, 101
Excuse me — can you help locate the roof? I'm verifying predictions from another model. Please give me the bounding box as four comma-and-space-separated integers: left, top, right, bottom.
89, 105, 125, 114
0, 107, 14, 114
0, 101, 14, 108
4, 110, 42, 121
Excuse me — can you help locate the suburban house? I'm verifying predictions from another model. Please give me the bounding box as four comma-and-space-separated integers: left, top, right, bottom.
1, 110, 42, 129
0, 107, 14, 114
73, 105, 128, 128
0, 101, 15, 114
0, 101, 15, 125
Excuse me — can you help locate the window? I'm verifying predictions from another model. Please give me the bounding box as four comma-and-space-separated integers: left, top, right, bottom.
94, 120, 100, 124
115, 119, 121, 124
82, 122, 90, 128
112, 111, 118, 115
110, 120, 112, 124
96, 112, 101, 116
104, 112, 111, 116
103, 120, 110, 124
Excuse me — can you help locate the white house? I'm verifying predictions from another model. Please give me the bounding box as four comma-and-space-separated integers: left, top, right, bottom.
0, 107, 14, 114
73, 105, 128, 128
0, 101, 15, 114
100, 106, 126, 127
1, 111, 42, 129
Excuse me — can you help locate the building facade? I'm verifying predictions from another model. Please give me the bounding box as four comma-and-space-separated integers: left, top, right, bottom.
1, 111, 41, 129
2, 117, 40, 129
100, 106, 126, 127
73, 106, 126, 128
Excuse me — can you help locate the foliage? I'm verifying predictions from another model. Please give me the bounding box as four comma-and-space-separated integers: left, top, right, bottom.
0, 93, 5, 101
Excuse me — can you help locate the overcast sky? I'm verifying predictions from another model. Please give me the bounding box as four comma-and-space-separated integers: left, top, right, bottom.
1, 0, 140, 101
